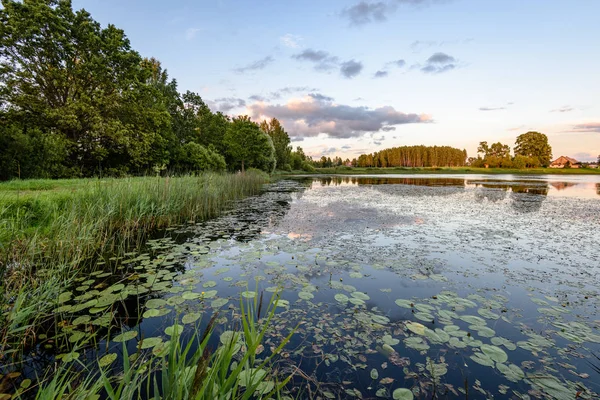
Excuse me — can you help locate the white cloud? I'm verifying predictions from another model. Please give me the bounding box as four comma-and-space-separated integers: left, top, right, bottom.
185, 28, 201, 41
280, 34, 303, 48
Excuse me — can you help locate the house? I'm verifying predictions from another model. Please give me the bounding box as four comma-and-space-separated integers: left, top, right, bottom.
588, 162, 599, 169
549, 156, 581, 168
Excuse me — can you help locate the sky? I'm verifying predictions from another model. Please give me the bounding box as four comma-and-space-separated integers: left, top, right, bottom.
74, 0, 600, 161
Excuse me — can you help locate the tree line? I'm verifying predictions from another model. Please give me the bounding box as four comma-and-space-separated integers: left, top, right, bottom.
0, 0, 314, 180
353, 146, 468, 168
470, 131, 553, 168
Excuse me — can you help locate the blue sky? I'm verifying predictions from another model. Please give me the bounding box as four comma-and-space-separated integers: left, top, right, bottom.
75, 0, 600, 161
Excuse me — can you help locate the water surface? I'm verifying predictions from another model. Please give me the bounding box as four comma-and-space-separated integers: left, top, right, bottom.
38, 175, 600, 399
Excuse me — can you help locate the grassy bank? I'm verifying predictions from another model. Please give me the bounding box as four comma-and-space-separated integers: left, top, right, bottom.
276, 166, 600, 175
0, 172, 268, 358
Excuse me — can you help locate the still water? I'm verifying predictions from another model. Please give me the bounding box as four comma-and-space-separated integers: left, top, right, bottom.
38, 175, 600, 398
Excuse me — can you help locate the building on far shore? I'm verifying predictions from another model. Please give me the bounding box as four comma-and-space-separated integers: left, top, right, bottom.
549, 156, 581, 168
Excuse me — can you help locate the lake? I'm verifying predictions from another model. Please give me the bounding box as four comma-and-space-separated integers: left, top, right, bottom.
41, 174, 600, 399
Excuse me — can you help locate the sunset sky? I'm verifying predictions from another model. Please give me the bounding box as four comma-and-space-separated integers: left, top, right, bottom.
75, 0, 600, 161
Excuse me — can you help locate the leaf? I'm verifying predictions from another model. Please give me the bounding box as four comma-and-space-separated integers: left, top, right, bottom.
392, 388, 414, 400
203, 280, 217, 288
182, 312, 201, 324
165, 324, 183, 336
238, 368, 267, 387
298, 291, 314, 300
113, 331, 137, 343
211, 298, 229, 308
335, 293, 349, 303
370, 368, 379, 380
241, 291, 256, 299
139, 337, 163, 349
481, 344, 508, 363
98, 353, 117, 367
406, 322, 425, 335
145, 298, 167, 309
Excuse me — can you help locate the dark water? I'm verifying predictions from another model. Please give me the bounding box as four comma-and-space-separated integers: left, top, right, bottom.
14, 175, 600, 399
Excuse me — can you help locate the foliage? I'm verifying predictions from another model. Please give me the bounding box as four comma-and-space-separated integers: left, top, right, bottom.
260, 118, 292, 170
355, 146, 467, 168
27, 291, 295, 399
0, 1, 281, 180
0, 173, 267, 356
224, 116, 276, 173
514, 131, 552, 167
177, 143, 226, 172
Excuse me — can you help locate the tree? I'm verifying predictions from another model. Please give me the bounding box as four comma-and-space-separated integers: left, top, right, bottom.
259, 118, 291, 170
514, 131, 552, 167
223, 116, 275, 173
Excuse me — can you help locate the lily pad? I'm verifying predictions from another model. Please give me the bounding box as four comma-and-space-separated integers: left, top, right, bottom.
481, 344, 508, 363
182, 312, 202, 324
298, 291, 314, 300
392, 388, 414, 400
113, 330, 137, 343
335, 293, 349, 303
98, 353, 117, 367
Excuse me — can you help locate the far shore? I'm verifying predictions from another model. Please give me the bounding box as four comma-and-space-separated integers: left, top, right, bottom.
275, 166, 600, 176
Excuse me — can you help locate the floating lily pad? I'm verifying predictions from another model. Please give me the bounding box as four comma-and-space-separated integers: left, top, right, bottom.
241, 291, 256, 299
113, 331, 137, 343
203, 281, 217, 288
351, 291, 370, 301
165, 324, 183, 336
211, 298, 229, 308
370, 368, 379, 380
298, 291, 314, 300
382, 335, 399, 346
406, 322, 426, 335
481, 344, 508, 363
335, 294, 349, 303
182, 312, 202, 324
140, 337, 163, 349
145, 298, 167, 309
98, 353, 117, 367
392, 388, 414, 400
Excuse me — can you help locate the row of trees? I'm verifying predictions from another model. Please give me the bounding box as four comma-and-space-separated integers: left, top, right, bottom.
470, 131, 553, 168
0, 0, 305, 180
354, 146, 468, 168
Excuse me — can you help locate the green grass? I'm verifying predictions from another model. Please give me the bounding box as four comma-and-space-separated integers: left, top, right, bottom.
0, 172, 268, 360
17, 290, 295, 400
276, 166, 600, 175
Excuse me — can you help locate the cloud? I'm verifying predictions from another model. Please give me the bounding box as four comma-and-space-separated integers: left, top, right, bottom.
249, 86, 319, 102
507, 125, 525, 131
280, 34, 303, 48
340, 60, 363, 78
551, 106, 574, 113
479, 106, 506, 111
234, 56, 274, 73
246, 95, 431, 138
391, 59, 406, 68
292, 49, 339, 71
341, 145, 352, 150
342, 1, 392, 26
410, 40, 437, 52
420, 52, 457, 74
249, 95, 267, 102
308, 93, 335, 102
185, 28, 201, 41
322, 147, 338, 155
341, 0, 451, 26
293, 49, 363, 78
572, 122, 600, 133
374, 70, 389, 78
572, 152, 597, 161
426, 52, 455, 64
208, 97, 246, 112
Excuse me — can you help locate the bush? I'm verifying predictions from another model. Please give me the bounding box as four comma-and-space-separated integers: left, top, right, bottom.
282, 163, 292, 172
179, 143, 226, 172
301, 162, 315, 172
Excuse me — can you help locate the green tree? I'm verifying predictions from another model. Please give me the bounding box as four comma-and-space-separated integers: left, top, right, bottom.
259, 118, 291, 170
514, 131, 552, 167
223, 116, 275, 173
0, 0, 147, 175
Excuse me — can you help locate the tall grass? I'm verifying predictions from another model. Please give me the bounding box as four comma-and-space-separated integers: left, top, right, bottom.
25, 291, 296, 400
0, 172, 268, 359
